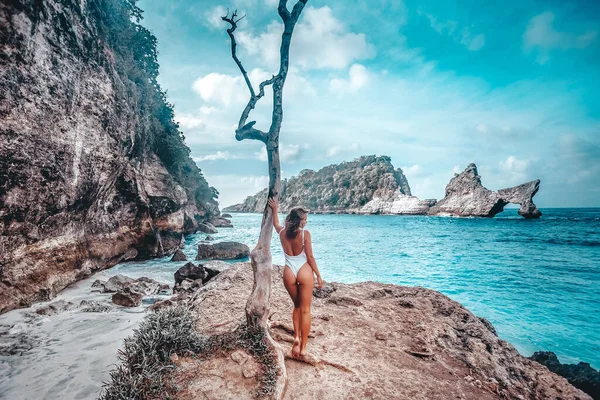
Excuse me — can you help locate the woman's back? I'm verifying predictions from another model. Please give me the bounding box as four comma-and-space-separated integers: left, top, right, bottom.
280, 229, 305, 257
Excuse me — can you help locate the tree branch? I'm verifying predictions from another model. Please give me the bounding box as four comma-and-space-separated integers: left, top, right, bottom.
222, 10, 255, 99
290, 0, 308, 22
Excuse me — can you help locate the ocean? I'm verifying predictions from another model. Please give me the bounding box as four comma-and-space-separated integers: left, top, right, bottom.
1, 208, 598, 399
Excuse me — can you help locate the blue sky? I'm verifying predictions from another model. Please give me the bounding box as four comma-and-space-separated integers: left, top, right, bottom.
137, 0, 600, 207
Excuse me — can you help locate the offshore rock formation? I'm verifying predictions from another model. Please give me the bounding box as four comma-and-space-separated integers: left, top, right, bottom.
429, 164, 541, 218
530, 351, 599, 399
167, 262, 589, 399
0, 0, 218, 312
224, 155, 436, 215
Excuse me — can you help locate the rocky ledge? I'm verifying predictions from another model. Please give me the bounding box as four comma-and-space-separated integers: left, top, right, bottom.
428, 164, 541, 218
166, 262, 588, 399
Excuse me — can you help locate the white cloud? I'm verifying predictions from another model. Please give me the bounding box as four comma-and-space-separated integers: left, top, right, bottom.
255, 143, 305, 163
330, 64, 370, 94
499, 155, 529, 173
176, 113, 206, 130
237, 6, 375, 71
203, 174, 269, 207
193, 151, 243, 162
402, 164, 424, 177
204, 6, 227, 30
523, 12, 598, 64
192, 68, 313, 107
420, 11, 485, 51
462, 33, 485, 51
327, 143, 359, 158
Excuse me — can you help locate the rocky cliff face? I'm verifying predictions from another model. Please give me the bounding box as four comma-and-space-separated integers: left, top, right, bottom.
0, 0, 219, 312
224, 155, 435, 214
428, 164, 541, 218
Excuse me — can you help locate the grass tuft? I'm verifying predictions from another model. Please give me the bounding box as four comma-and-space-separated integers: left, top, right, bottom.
99, 305, 205, 400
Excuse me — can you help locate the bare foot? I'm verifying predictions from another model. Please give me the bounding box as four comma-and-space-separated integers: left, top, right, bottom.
299, 346, 307, 359
292, 337, 301, 358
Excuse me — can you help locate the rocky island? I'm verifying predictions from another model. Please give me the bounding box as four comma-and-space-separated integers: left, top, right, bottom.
428, 164, 542, 218
225, 155, 436, 215
0, 0, 219, 313
225, 156, 541, 219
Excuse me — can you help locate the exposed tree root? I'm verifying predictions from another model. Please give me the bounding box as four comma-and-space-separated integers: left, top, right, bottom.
284, 352, 355, 374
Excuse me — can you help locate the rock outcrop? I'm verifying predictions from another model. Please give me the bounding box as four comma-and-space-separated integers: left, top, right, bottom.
168, 262, 589, 399
530, 351, 599, 399
429, 164, 541, 218
0, 0, 219, 313
196, 242, 250, 260
224, 155, 435, 215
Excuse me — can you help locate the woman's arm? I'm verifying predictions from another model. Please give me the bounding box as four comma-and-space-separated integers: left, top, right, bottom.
268, 198, 284, 233
303, 230, 323, 289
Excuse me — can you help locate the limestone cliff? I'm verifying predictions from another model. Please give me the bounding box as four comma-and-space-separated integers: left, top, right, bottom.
0, 0, 219, 312
428, 164, 541, 218
224, 155, 435, 214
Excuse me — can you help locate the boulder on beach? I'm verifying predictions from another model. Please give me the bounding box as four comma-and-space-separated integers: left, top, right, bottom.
196, 242, 250, 260
91, 279, 106, 292
198, 222, 218, 234
171, 249, 188, 262
103, 275, 136, 293
202, 260, 233, 282
209, 217, 233, 228
35, 300, 76, 316
174, 262, 208, 285
112, 288, 143, 307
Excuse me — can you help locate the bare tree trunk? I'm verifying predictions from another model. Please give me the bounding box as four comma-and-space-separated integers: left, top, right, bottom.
222, 2, 307, 398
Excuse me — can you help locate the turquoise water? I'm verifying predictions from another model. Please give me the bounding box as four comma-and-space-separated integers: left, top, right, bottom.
115, 208, 600, 369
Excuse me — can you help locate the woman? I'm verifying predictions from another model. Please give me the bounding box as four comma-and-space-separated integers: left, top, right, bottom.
268, 198, 323, 359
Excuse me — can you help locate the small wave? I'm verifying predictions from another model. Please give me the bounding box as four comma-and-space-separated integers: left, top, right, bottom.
496, 237, 600, 247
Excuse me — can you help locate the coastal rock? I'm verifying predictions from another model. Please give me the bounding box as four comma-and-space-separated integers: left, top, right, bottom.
221, 213, 233, 218
79, 300, 112, 313
0, 0, 219, 313
497, 180, 542, 219
174, 278, 203, 294
171, 250, 188, 262
103, 275, 136, 293
91, 280, 106, 292
174, 262, 208, 286
203, 260, 233, 283
196, 242, 250, 260
210, 217, 233, 228
223, 155, 435, 215
173, 263, 590, 400
530, 351, 599, 398
198, 222, 218, 234
111, 288, 143, 308
204, 235, 214, 241
35, 300, 76, 316
428, 163, 542, 218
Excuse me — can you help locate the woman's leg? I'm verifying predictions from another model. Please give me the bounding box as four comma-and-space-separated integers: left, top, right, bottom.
296, 263, 314, 356
282, 266, 301, 357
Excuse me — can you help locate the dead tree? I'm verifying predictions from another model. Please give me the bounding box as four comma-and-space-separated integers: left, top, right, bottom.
222, 1, 307, 398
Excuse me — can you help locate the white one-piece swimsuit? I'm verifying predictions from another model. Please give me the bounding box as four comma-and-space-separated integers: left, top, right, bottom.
278, 227, 307, 277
